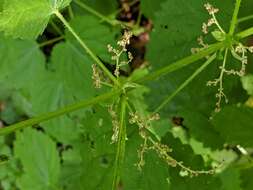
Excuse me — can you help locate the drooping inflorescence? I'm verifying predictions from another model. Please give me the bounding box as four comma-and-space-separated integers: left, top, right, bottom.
128, 111, 219, 176
192, 3, 253, 112
107, 31, 133, 78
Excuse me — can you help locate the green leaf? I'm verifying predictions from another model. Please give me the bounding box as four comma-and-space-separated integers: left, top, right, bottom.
74, 0, 117, 15
60, 106, 115, 190
240, 168, 253, 190
161, 132, 222, 190
219, 168, 242, 190
179, 110, 224, 149
0, 0, 72, 39
122, 132, 170, 190
141, 0, 167, 19
25, 41, 96, 143
66, 15, 117, 62
145, 0, 237, 114
0, 35, 45, 89
212, 106, 253, 147
241, 74, 253, 95
14, 128, 61, 190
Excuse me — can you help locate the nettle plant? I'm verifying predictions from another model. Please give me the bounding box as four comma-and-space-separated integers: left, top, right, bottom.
0, 0, 253, 189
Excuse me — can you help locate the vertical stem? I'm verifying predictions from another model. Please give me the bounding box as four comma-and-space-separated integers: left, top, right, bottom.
112, 96, 127, 190
229, 0, 242, 35
54, 11, 119, 86
153, 54, 216, 113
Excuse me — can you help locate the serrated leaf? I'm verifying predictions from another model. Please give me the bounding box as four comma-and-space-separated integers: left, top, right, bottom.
66, 15, 117, 62
0, 0, 72, 39
59, 106, 115, 190
14, 128, 61, 190
122, 132, 170, 190
145, 0, 238, 114
161, 132, 222, 190
179, 110, 224, 149
0, 35, 45, 89
212, 106, 253, 147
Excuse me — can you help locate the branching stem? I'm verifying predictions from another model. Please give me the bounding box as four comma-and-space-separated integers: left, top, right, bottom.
54, 11, 119, 86
0, 90, 121, 136
153, 54, 217, 113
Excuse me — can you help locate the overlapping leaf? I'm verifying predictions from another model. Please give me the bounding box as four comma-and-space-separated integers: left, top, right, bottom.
0, 0, 71, 39
162, 132, 222, 190
14, 128, 61, 190
145, 0, 246, 151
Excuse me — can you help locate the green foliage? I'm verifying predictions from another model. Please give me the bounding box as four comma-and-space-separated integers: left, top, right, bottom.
241, 74, 253, 95
212, 106, 253, 147
162, 132, 221, 190
75, 0, 117, 15
0, 0, 253, 189
0, 0, 71, 39
14, 129, 61, 190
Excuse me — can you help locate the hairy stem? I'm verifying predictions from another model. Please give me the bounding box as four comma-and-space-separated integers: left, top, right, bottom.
0, 90, 120, 136
237, 26, 253, 39
112, 96, 127, 190
54, 11, 119, 86
153, 54, 217, 113
238, 14, 253, 23
39, 36, 65, 47
229, 0, 242, 35
136, 42, 224, 83
50, 21, 64, 35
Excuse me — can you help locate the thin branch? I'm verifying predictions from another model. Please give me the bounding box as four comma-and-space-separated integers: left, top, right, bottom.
229, 0, 242, 35
0, 90, 121, 136
54, 11, 120, 86
153, 54, 216, 113
135, 42, 224, 83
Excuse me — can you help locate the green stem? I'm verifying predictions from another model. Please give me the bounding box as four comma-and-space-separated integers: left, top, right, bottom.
73, 0, 118, 26
229, 0, 242, 35
54, 11, 119, 86
238, 14, 253, 23
0, 90, 120, 136
50, 21, 64, 35
237, 26, 253, 39
112, 96, 127, 190
39, 36, 65, 47
153, 54, 216, 113
68, 5, 74, 19
136, 42, 224, 83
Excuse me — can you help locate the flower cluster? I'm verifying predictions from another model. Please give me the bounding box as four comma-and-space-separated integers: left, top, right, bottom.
92, 64, 102, 88
107, 31, 133, 77
108, 104, 120, 143
202, 3, 224, 34
192, 3, 253, 112
129, 112, 160, 170
128, 111, 218, 175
